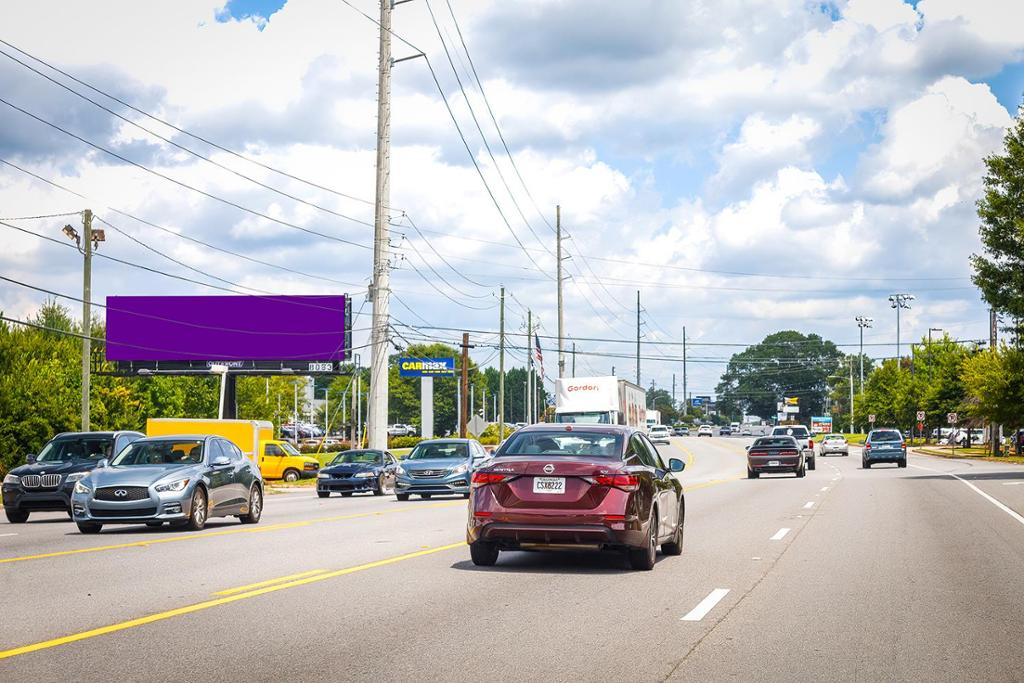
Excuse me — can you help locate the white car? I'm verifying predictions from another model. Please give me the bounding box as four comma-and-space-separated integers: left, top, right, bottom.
820, 433, 849, 456
697, 425, 713, 438
387, 424, 416, 437
741, 427, 752, 436
648, 425, 672, 445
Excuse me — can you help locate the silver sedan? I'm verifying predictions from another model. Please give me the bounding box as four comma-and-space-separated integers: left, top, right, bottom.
819, 434, 849, 456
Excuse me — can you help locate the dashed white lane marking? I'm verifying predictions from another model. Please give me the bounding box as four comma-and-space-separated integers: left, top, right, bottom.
803, 501, 815, 509
681, 589, 730, 622
1003, 482, 1023, 486
770, 528, 791, 541
0, 533, 17, 538
820, 487, 830, 492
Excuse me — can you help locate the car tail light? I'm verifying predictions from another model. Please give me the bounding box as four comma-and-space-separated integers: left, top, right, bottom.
782, 450, 798, 456
471, 472, 510, 488
604, 514, 626, 521
593, 473, 639, 491
865, 443, 871, 450
808, 439, 814, 449
748, 450, 767, 457
473, 510, 493, 518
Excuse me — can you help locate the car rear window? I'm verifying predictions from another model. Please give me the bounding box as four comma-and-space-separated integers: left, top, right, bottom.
773, 427, 809, 437
498, 432, 623, 457
823, 435, 844, 441
752, 437, 798, 448
871, 430, 903, 442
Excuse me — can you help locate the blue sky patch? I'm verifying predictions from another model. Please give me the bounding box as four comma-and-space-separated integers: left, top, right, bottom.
216, 0, 287, 28
985, 62, 1024, 114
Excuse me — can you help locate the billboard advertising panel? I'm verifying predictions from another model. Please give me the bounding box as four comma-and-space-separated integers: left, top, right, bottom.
106, 295, 349, 365
398, 358, 455, 377
810, 416, 833, 434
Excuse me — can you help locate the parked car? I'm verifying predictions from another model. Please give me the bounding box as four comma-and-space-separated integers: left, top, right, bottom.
770, 425, 815, 470
467, 423, 685, 570
697, 425, 714, 437
387, 424, 416, 437
746, 435, 805, 478
648, 425, 672, 445
317, 449, 398, 497
2, 431, 144, 523
718, 426, 733, 436
394, 439, 489, 500
863, 429, 907, 468
820, 433, 849, 456
70, 435, 263, 533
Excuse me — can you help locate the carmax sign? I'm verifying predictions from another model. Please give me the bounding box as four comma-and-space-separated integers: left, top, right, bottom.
398, 358, 456, 377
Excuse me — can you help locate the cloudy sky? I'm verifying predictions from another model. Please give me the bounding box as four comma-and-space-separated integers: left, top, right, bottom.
1, 0, 1022, 402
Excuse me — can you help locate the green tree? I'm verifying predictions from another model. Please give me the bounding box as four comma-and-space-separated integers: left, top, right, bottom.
716, 331, 842, 420
972, 102, 1024, 341
962, 346, 1024, 427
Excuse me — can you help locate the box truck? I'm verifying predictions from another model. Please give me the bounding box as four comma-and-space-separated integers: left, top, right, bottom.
146, 418, 320, 481
553, 377, 646, 428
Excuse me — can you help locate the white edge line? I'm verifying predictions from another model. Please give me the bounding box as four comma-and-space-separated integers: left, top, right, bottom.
0, 533, 17, 537
681, 588, 730, 621
770, 527, 790, 541
950, 473, 1024, 528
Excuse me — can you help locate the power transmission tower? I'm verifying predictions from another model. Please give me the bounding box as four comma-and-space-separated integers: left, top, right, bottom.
367, 0, 393, 450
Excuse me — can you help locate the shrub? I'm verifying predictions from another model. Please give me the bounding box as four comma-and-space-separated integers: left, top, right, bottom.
389, 435, 424, 449
479, 434, 500, 446
299, 442, 351, 454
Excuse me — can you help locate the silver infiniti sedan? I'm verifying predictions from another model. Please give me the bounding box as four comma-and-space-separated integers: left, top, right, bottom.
71, 435, 263, 534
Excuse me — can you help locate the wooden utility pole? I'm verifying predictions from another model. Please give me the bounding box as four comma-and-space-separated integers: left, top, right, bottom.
460, 333, 470, 438
682, 326, 688, 417
498, 287, 505, 442
636, 290, 641, 386
557, 205, 565, 378
80, 209, 93, 431
527, 309, 533, 424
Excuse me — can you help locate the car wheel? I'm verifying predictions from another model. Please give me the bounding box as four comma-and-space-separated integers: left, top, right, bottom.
796, 464, 806, 478
373, 474, 386, 496
661, 511, 684, 556
807, 456, 816, 471
145, 521, 163, 528
747, 468, 759, 479
396, 493, 410, 501
4, 508, 29, 524
186, 488, 208, 531
898, 459, 907, 468
240, 485, 262, 524
317, 491, 330, 499
863, 460, 870, 469
77, 522, 102, 534
66, 508, 74, 519
282, 469, 300, 483
628, 509, 658, 571
462, 492, 470, 499
469, 541, 499, 566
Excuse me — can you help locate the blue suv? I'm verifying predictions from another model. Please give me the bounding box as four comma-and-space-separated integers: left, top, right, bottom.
863, 429, 907, 469
395, 439, 488, 500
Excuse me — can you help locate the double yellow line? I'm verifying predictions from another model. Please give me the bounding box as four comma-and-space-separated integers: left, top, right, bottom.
0, 543, 464, 660
0, 500, 463, 565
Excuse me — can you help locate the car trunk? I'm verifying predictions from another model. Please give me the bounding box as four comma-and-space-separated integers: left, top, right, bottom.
484, 456, 622, 510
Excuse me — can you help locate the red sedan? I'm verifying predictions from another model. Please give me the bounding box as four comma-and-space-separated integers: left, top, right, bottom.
467, 424, 685, 570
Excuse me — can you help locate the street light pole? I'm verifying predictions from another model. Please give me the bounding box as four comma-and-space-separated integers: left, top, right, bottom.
855, 316, 873, 394
888, 294, 914, 367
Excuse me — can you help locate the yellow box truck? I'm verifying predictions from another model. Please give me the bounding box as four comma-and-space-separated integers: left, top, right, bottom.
146, 419, 320, 481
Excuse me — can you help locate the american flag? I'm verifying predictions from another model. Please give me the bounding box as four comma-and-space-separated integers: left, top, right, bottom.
534, 333, 544, 380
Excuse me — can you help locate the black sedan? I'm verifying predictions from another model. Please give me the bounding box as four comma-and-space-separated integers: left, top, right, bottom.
316, 450, 398, 498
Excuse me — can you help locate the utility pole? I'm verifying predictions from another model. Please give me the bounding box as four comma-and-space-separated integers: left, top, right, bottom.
849, 357, 854, 433
856, 316, 873, 393
991, 308, 1001, 456
556, 205, 565, 378
672, 373, 676, 405
527, 309, 533, 424
682, 326, 688, 417
460, 333, 470, 438
571, 342, 576, 377
62, 211, 101, 430
636, 290, 641, 386
498, 287, 505, 442
367, 0, 393, 450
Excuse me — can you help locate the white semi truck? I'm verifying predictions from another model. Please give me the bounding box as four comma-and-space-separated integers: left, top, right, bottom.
554, 376, 646, 428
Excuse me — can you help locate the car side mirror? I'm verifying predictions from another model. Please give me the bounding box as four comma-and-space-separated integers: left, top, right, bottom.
668, 458, 685, 473
96, 458, 108, 469
26, 454, 36, 464
212, 456, 231, 467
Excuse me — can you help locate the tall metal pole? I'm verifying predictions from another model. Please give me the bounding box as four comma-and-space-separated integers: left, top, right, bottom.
856, 316, 872, 394
498, 286, 505, 442
80, 209, 92, 431
557, 205, 565, 378
460, 333, 470, 437
571, 342, 576, 377
849, 357, 854, 433
636, 290, 641, 386
293, 381, 299, 445
367, 0, 393, 450
527, 309, 533, 424
682, 326, 688, 417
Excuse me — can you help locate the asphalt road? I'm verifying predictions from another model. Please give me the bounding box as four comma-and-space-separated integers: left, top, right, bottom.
2, 436, 1023, 682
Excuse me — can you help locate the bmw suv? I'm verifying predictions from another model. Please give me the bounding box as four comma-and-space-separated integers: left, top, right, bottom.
2, 431, 143, 523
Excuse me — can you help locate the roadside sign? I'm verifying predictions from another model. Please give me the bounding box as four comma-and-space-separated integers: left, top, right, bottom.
868, 414, 876, 423
917, 422, 924, 432
916, 410, 925, 421
947, 412, 958, 424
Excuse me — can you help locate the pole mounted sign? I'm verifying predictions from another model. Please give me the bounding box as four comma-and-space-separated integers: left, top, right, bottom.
398, 358, 455, 377
947, 412, 958, 424
868, 414, 876, 424
916, 411, 926, 421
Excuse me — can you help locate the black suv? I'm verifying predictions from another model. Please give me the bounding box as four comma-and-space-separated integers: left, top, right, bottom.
2, 431, 143, 523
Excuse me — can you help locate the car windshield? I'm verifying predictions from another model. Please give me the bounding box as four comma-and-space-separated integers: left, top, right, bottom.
36, 437, 113, 462
330, 451, 382, 465
499, 431, 623, 457
871, 430, 903, 442
753, 437, 797, 448
407, 442, 468, 460
112, 440, 204, 466
281, 442, 301, 456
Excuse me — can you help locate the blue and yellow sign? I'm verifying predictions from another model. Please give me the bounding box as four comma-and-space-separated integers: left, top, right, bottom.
398, 357, 455, 377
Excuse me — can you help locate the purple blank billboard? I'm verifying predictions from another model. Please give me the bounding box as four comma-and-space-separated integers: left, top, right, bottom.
106, 295, 348, 361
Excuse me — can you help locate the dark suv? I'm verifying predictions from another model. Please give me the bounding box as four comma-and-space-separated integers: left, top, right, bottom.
2, 431, 143, 523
